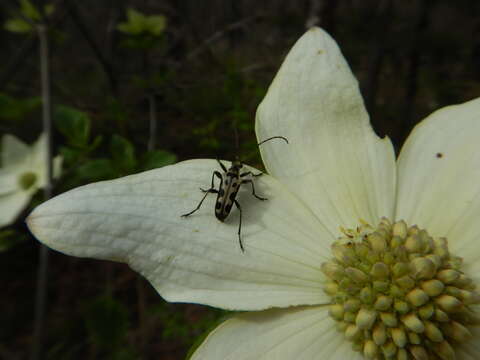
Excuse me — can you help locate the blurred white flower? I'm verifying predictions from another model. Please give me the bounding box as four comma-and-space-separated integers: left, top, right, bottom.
0, 133, 61, 227
27, 28, 480, 359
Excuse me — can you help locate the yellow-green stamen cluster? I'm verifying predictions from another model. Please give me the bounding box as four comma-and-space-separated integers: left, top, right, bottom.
322, 218, 479, 360
18, 171, 37, 190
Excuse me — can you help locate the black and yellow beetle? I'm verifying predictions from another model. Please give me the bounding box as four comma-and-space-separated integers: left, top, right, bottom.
181, 136, 288, 252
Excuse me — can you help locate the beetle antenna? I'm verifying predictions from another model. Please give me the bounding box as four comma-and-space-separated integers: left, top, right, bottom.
258, 136, 289, 146
233, 120, 240, 152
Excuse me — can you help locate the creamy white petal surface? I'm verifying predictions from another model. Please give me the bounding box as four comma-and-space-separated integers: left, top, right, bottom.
396, 98, 480, 264
1, 134, 48, 227
1, 134, 30, 167
28, 159, 333, 310
0, 168, 21, 195
31, 133, 48, 186
191, 306, 362, 360
0, 191, 31, 226
0, 134, 30, 195
256, 27, 396, 236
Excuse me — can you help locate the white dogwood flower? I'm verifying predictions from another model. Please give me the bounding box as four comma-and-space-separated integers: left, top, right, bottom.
27, 28, 480, 359
0, 133, 61, 227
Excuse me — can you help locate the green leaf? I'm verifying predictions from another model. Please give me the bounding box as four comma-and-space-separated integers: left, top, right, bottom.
147, 15, 167, 36
4, 18, 32, 33
88, 135, 103, 152
20, 0, 40, 21
103, 97, 129, 126
0, 93, 40, 120
117, 8, 145, 35
59, 146, 81, 164
140, 150, 176, 170
110, 135, 136, 173
54, 105, 91, 147
126, 8, 145, 26
116, 22, 133, 34
76, 158, 116, 181
117, 8, 167, 40
22, 96, 42, 111
44, 3, 55, 16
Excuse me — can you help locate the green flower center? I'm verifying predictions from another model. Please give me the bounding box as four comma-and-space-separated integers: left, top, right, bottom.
322, 218, 478, 360
18, 171, 37, 190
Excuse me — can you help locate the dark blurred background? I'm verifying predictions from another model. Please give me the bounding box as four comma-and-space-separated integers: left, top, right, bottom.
1, 0, 479, 359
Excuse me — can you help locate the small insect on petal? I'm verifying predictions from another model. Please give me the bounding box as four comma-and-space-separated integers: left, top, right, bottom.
181, 136, 288, 252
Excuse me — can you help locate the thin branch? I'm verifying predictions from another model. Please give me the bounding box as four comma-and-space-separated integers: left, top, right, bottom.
185, 14, 260, 62
30, 22, 53, 360
1, 0, 64, 90
64, 0, 118, 95
147, 93, 157, 151
402, 0, 433, 141
136, 277, 148, 353
364, 0, 393, 118
141, 48, 157, 152
0, 37, 37, 91
305, 0, 322, 28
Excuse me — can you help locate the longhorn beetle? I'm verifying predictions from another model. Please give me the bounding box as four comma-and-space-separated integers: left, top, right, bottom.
181, 136, 288, 252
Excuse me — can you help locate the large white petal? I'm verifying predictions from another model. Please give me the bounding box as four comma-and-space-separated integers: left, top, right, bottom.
0, 190, 31, 227
35, 155, 62, 189
30, 133, 48, 187
32, 132, 47, 163
191, 306, 362, 360
1, 134, 30, 167
27, 159, 333, 310
0, 167, 21, 195
395, 98, 480, 263
256, 27, 395, 235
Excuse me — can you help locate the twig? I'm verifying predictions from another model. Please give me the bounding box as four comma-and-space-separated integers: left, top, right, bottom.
185, 14, 260, 61
0, 37, 37, 91
30, 22, 53, 360
305, 0, 322, 28
148, 93, 157, 151
364, 0, 393, 118
136, 277, 148, 353
142, 50, 157, 152
1, 0, 64, 91
64, 0, 118, 96
240, 62, 268, 73
402, 0, 433, 141
139, 46, 157, 353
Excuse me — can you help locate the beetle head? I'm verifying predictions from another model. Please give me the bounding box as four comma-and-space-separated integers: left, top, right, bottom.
231, 156, 243, 171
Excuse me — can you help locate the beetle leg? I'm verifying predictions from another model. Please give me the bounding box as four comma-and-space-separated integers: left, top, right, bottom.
182, 172, 220, 217
216, 159, 228, 172
242, 179, 267, 201
201, 171, 222, 192
181, 188, 218, 217
234, 200, 244, 252
240, 171, 263, 178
